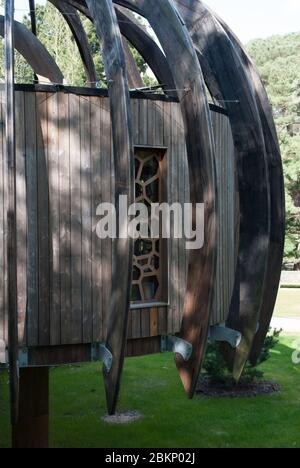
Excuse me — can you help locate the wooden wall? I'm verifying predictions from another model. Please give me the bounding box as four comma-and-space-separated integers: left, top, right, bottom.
0, 90, 235, 354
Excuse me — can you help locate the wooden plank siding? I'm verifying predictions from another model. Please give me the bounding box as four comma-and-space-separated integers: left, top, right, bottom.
0, 90, 235, 351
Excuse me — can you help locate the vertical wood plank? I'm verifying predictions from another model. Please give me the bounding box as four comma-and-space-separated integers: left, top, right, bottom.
69, 93, 82, 344
80, 95, 92, 343
36, 92, 50, 345
91, 96, 102, 342
47, 93, 61, 346
155, 100, 164, 147
58, 93, 71, 345
141, 308, 150, 338
127, 309, 133, 340
15, 92, 27, 344
131, 309, 141, 339
171, 103, 180, 333
177, 107, 186, 330
147, 99, 155, 146
100, 98, 112, 341
150, 307, 158, 337
139, 99, 147, 145
131, 98, 139, 146
0, 92, 5, 343
25, 92, 38, 347
158, 306, 167, 336
162, 101, 174, 335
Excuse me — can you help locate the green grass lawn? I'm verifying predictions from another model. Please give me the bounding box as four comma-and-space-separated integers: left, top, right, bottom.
1, 335, 300, 448
274, 288, 300, 318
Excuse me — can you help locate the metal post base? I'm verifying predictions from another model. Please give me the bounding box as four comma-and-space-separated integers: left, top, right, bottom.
161, 336, 193, 361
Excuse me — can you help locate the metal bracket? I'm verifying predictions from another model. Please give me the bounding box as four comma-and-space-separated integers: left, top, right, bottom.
18, 347, 28, 368
209, 325, 242, 349
91, 343, 113, 373
161, 336, 193, 362
0, 344, 28, 369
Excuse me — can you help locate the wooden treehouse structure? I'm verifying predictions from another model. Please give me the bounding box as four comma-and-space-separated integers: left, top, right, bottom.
0, 0, 285, 448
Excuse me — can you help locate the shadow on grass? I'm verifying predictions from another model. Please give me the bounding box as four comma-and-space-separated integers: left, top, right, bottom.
0, 336, 299, 448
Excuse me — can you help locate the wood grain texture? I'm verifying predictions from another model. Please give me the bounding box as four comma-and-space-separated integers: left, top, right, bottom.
122, 36, 144, 89
85, 0, 134, 415
5, 0, 19, 424
112, 0, 217, 398
173, 0, 271, 381
214, 15, 285, 365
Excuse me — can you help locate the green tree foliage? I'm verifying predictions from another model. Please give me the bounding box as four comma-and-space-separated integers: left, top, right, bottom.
203, 329, 282, 384
247, 33, 300, 264
0, 3, 156, 88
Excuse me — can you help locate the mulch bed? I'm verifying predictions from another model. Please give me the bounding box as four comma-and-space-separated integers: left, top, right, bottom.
196, 376, 281, 398
102, 411, 142, 424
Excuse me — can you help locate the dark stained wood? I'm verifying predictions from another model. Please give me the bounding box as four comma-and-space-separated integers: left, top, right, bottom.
36, 93, 50, 346
12, 368, 49, 448
115, 6, 177, 97
122, 37, 144, 89
90, 95, 102, 343
0, 89, 229, 352
25, 92, 39, 347
28, 0, 38, 83
126, 337, 161, 357
100, 97, 112, 342
174, 0, 271, 381
214, 16, 285, 365
64, 0, 177, 97
59, 93, 72, 345
120, 0, 217, 399
80, 95, 93, 343
210, 112, 236, 325
86, 0, 134, 415
69, 93, 83, 343
15, 92, 27, 345
5, 0, 19, 424
47, 93, 61, 346
0, 88, 6, 346
12, 82, 178, 102
0, 15, 64, 84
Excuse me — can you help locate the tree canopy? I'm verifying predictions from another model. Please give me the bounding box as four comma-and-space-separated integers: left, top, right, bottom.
247, 32, 300, 266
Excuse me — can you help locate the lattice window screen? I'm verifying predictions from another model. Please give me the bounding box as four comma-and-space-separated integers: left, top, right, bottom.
131, 149, 165, 303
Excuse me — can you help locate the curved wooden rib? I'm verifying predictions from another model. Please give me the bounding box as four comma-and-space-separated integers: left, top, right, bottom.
173, 0, 271, 380
115, 6, 177, 96
65, 0, 177, 96
121, 36, 144, 89
0, 15, 64, 83
85, 0, 134, 415
214, 17, 285, 365
114, 0, 217, 398
62, 0, 145, 90
49, 0, 97, 86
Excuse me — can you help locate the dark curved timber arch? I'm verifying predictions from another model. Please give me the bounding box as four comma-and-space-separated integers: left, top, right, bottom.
85, 0, 134, 415
173, 0, 271, 380
214, 14, 285, 365
113, 0, 218, 398
0, 15, 64, 83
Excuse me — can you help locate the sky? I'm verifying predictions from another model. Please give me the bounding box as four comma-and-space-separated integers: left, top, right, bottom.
5, 0, 300, 44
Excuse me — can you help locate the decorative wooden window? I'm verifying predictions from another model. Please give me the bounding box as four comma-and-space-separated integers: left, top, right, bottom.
131, 148, 166, 304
